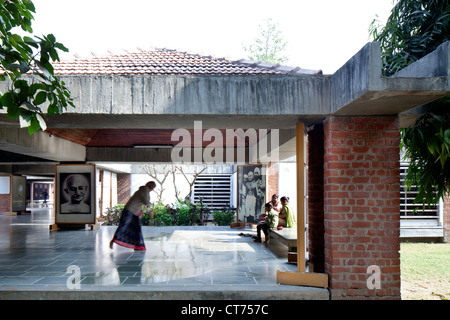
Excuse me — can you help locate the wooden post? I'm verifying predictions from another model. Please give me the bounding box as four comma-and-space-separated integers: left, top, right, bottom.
276, 123, 328, 288
296, 122, 306, 273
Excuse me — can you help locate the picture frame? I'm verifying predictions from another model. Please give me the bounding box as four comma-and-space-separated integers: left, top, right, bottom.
12, 175, 26, 212
236, 164, 266, 223
55, 164, 96, 224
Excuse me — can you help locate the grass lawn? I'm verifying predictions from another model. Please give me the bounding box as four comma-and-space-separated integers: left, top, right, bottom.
401, 242, 450, 300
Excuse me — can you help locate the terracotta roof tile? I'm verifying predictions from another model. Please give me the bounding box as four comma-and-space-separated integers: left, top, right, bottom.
53, 48, 322, 76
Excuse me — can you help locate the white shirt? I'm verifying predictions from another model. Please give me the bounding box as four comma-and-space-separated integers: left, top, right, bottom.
124, 186, 151, 215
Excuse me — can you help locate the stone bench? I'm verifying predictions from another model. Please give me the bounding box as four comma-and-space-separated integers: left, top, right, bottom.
269, 227, 298, 263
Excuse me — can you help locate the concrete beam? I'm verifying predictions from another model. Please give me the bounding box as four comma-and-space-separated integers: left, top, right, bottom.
35, 114, 325, 130
330, 42, 450, 116
394, 41, 450, 78
88, 128, 298, 164
86, 146, 252, 164
249, 129, 297, 163
58, 73, 331, 117
10, 164, 56, 176
37, 74, 330, 130
0, 128, 86, 162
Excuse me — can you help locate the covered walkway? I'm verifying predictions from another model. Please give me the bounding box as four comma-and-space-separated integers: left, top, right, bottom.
0, 208, 328, 300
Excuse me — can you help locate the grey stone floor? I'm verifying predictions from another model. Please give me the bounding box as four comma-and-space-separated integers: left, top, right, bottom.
0, 208, 329, 300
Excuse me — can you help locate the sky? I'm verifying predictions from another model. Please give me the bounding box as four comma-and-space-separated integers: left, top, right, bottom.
30, 0, 395, 74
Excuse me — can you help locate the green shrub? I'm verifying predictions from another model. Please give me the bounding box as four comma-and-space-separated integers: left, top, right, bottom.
212, 207, 236, 226
174, 198, 203, 226
102, 199, 223, 227
142, 203, 175, 226
102, 204, 124, 226
154, 206, 176, 226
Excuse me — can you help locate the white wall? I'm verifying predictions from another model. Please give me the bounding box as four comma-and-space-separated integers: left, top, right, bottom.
278, 163, 297, 219
131, 173, 192, 205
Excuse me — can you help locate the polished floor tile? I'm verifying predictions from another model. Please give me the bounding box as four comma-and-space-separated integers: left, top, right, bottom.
0, 208, 329, 299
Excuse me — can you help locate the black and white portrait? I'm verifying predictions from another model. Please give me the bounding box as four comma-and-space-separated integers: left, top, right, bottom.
55, 164, 96, 224
60, 173, 91, 214
237, 164, 266, 223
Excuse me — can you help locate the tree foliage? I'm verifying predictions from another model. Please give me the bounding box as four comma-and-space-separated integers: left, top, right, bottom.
370, 0, 450, 206
0, 0, 74, 134
401, 98, 450, 205
370, 0, 450, 76
243, 18, 289, 64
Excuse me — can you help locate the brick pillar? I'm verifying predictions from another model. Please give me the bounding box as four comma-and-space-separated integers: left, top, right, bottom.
308, 123, 325, 273
0, 174, 12, 213
323, 116, 401, 300
117, 173, 131, 204
443, 194, 450, 243
0, 194, 11, 213
266, 162, 279, 200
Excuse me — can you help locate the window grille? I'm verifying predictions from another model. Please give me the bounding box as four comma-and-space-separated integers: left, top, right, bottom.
193, 174, 232, 210
400, 163, 439, 218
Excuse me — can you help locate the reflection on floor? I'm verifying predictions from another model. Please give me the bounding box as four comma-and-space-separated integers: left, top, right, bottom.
0, 208, 328, 299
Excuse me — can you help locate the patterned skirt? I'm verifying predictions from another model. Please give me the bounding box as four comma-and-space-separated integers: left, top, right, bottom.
112, 209, 146, 250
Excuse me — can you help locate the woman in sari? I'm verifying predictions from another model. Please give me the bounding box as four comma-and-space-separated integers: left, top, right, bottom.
279, 196, 296, 228
110, 181, 156, 250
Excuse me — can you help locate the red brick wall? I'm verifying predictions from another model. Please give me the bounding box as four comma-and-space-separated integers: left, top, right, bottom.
323, 116, 401, 300
0, 194, 11, 213
308, 124, 325, 272
117, 173, 131, 204
443, 194, 450, 243
266, 162, 279, 200
0, 175, 11, 213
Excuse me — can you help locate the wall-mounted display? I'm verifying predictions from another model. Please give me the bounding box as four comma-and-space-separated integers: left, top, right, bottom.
55, 164, 96, 224
236, 164, 266, 223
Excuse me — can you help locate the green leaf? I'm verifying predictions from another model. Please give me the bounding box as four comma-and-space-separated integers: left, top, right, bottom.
34, 60, 52, 79
29, 83, 45, 95
19, 112, 32, 128
54, 42, 69, 53
0, 91, 15, 107
18, 61, 30, 73
27, 116, 41, 135
7, 104, 20, 119
47, 103, 58, 115
20, 101, 40, 112
23, 36, 38, 48
14, 79, 28, 90
36, 113, 47, 131
46, 34, 56, 44
34, 91, 46, 105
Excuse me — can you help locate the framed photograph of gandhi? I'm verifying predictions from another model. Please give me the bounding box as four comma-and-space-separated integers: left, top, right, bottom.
236, 164, 266, 223
55, 164, 96, 224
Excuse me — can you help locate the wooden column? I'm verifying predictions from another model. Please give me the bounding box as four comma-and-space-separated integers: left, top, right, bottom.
296, 122, 306, 272
276, 123, 328, 288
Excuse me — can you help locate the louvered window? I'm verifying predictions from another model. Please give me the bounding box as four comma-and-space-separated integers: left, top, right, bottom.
400, 162, 439, 218
193, 174, 232, 209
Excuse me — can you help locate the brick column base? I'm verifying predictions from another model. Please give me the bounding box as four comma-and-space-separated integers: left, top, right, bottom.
323, 116, 401, 300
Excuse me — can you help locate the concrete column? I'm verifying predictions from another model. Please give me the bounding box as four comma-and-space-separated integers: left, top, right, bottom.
323, 116, 401, 299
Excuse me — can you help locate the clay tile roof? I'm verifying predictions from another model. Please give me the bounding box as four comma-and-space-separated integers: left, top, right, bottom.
53, 48, 322, 76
